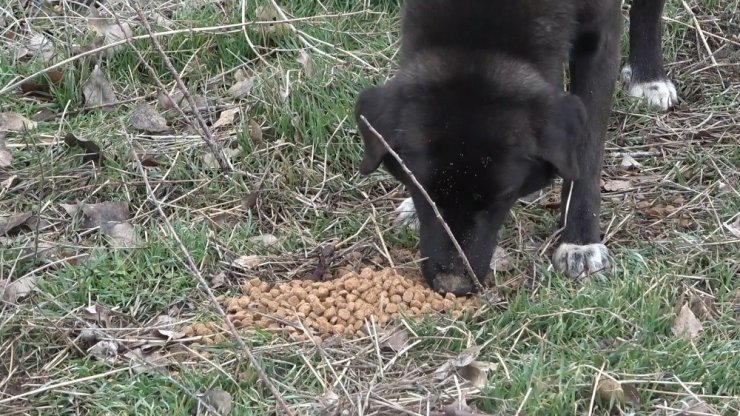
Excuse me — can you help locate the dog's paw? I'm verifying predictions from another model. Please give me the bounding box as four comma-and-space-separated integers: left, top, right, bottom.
552, 243, 610, 279
393, 197, 419, 230
621, 65, 677, 110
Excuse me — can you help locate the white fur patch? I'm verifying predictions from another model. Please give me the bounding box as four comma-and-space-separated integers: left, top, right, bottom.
621, 64, 678, 111
552, 243, 610, 279
393, 197, 419, 230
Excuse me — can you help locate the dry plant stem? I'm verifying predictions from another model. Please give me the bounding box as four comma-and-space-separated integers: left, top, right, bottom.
122, 133, 295, 416
128, 0, 231, 173
359, 115, 484, 292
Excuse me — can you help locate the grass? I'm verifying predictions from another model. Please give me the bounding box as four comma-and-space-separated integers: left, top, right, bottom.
1, 0, 739, 415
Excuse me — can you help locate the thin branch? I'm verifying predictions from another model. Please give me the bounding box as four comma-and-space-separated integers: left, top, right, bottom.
127, 0, 231, 173
358, 115, 484, 292
122, 131, 295, 416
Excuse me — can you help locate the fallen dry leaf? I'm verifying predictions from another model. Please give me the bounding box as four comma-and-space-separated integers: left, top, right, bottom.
64, 132, 104, 165
377, 325, 410, 352
88, 340, 118, 363
1, 174, 17, 189
227, 77, 255, 99
130, 103, 168, 132
82, 304, 112, 327
620, 154, 642, 170
457, 361, 495, 389
16, 32, 56, 62
672, 304, 703, 339
489, 246, 514, 272
724, 215, 740, 238
249, 234, 278, 247
200, 388, 233, 415
297, 50, 314, 77
81, 202, 130, 228
255, 5, 291, 36
0, 137, 11, 168
0, 212, 32, 235
596, 379, 625, 407
603, 179, 632, 192
203, 148, 239, 169
234, 68, 252, 82
675, 399, 719, 415
248, 118, 263, 145
213, 107, 240, 129
1, 275, 38, 303
210, 271, 227, 288
0, 112, 38, 132
232, 255, 263, 270
83, 65, 118, 111
124, 348, 170, 374
60, 202, 82, 217
88, 7, 133, 57
101, 221, 136, 248
435, 345, 484, 381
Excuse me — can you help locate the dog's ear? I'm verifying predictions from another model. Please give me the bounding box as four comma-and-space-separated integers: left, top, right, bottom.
355, 84, 400, 175
537, 94, 587, 181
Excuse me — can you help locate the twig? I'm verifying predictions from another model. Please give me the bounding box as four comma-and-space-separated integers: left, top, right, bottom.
358, 115, 484, 292
127, 0, 231, 173
122, 131, 295, 416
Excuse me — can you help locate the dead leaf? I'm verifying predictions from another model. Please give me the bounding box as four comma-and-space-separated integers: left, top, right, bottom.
234, 68, 251, 82
227, 77, 255, 99
724, 216, 740, 238
16, 32, 55, 62
620, 155, 642, 170
676, 399, 719, 415
200, 388, 233, 415
232, 255, 263, 270
1, 275, 38, 303
20, 69, 64, 96
1, 174, 17, 189
255, 5, 291, 36
158, 90, 184, 111
63, 132, 104, 165
249, 234, 278, 247
0, 212, 32, 235
596, 379, 625, 407
152, 329, 186, 341
213, 108, 240, 129
0, 112, 38, 132
0, 139, 11, 168
60, 202, 82, 217
203, 148, 239, 169
130, 103, 169, 132
603, 179, 631, 192
81, 202, 130, 229
377, 325, 409, 352
489, 246, 514, 272
457, 361, 495, 389
297, 50, 314, 77
88, 7, 133, 57
83, 65, 118, 111
241, 192, 259, 210
101, 221, 136, 248
33, 107, 59, 122
318, 389, 339, 409
435, 345, 484, 381
210, 271, 227, 288
672, 304, 703, 339
124, 348, 170, 374
248, 118, 263, 145
88, 340, 118, 363
82, 304, 112, 327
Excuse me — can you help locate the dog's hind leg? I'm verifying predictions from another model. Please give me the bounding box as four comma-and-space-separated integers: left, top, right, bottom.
553, 3, 622, 280
622, 0, 677, 110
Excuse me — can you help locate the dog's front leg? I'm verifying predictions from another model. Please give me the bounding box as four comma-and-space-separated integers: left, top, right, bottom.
553, 6, 622, 279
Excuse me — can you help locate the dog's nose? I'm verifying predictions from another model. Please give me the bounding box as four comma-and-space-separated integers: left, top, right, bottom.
431, 273, 476, 296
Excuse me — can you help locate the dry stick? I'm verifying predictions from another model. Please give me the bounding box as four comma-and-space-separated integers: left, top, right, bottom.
358, 115, 484, 292
122, 133, 295, 416
127, 0, 231, 173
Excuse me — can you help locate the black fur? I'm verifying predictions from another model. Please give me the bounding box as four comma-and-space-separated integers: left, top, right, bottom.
355, 0, 623, 294
626, 0, 670, 84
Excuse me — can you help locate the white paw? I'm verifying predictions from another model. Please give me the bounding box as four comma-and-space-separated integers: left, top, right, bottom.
552, 243, 610, 279
393, 197, 419, 230
622, 65, 677, 111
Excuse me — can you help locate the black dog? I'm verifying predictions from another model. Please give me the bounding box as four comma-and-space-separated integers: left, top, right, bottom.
355, 0, 627, 295
623, 0, 677, 110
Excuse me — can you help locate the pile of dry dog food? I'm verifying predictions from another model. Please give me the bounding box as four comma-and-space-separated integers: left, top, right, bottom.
182, 267, 478, 342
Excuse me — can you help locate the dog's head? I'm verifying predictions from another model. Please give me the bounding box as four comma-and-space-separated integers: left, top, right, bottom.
355, 55, 587, 295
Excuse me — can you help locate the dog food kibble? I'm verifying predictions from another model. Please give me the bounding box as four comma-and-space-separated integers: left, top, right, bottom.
182, 267, 478, 341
